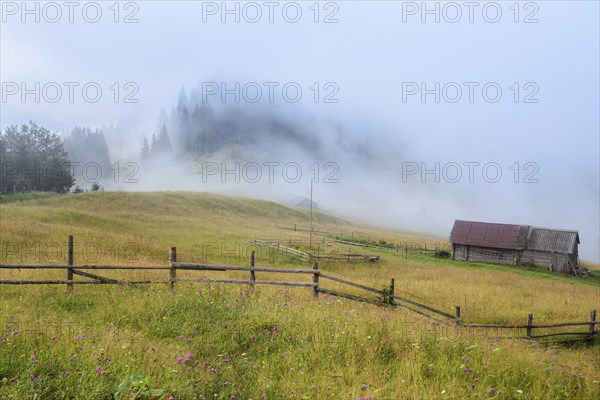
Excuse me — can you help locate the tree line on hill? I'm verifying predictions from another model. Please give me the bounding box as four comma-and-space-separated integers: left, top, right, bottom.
138, 87, 321, 161
0, 122, 111, 194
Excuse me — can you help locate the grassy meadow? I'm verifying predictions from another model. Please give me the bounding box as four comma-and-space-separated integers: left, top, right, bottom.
0, 191, 599, 399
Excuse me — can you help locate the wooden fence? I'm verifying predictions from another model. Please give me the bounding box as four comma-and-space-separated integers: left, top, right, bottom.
276, 223, 448, 254
0, 236, 597, 343
254, 239, 380, 263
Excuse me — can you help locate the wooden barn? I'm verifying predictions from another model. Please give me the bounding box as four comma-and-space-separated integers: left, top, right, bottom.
450, 220, 580, 274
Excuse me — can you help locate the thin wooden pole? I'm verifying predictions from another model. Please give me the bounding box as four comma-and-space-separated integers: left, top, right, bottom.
249, 251, 256, 285
589, 310, 597, 337
66, 236, 73, 293
309, 179, 313, 253
169, 247, 177, 290
312, 261, 319, 299
389, 278, 395, 306
526, 313, 534, 339
455, 306, 461, 325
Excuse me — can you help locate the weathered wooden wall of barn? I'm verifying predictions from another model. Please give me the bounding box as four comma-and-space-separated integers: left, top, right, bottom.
452, 244, 517, 264
453, 246, 578, 274
520, 250, 572, 273
569, 247, 579, 269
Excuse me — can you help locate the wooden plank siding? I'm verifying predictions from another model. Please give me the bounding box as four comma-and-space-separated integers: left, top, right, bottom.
452, 244, 517, 264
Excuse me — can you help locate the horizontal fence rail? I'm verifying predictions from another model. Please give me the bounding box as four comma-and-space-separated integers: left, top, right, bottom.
0, 264, 170, 270
0, 235, 596, 343
171, 262, 318, 274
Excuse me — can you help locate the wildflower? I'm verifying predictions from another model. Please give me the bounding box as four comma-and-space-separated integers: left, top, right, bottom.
489, 388, 497, 393
177, 335, 185, 339
30, 355, 36, 360
177, 357, 183, 364
224, 381, 230, 386
64, 371, 70, 375
185, 353, 193, 360
516, 390, 523, 394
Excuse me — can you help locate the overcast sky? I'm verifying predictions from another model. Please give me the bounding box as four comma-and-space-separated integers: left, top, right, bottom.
1, 1, 599, 262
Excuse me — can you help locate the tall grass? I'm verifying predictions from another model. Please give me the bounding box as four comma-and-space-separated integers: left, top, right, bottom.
1, 284, 598, 399
1, 192, 598, 398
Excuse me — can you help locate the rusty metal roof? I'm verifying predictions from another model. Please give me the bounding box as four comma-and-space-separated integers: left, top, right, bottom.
450, 220, 527, 249
450, 220, 579, 254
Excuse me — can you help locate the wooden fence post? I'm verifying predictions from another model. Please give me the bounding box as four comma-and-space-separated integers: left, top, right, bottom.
66, 235, 73, 293
455, 306, 461, 325
589, 310, 597, 337
312, 261, 319, 299
389, 278, 395, 306
169, 247, 177, 290
249, 251, 256, 285
526, 313, 534, 339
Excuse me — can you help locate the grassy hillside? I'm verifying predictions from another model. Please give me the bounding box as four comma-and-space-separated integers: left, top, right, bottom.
1, 191, 599, 399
